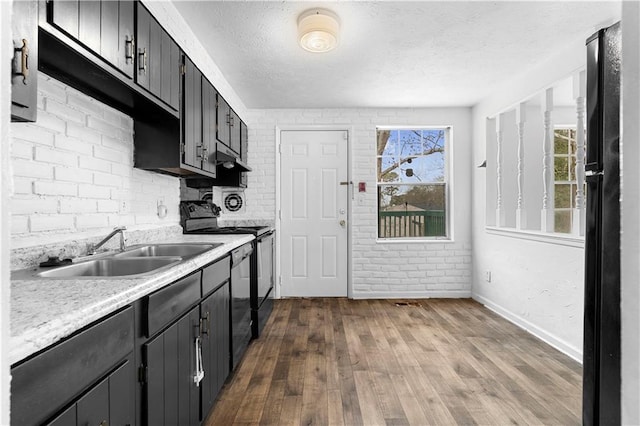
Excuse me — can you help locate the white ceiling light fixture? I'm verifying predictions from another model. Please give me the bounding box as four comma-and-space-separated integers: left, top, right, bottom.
297, 9, 340, 53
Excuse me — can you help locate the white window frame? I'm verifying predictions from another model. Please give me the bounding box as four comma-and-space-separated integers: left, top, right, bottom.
375, 126, 452, 241
553, 126, 581, 234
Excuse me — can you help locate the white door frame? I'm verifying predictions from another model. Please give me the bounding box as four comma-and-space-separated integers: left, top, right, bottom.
275, 125, 353, 299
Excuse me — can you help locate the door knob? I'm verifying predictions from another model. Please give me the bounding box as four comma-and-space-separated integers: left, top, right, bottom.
339, 220, 346, 227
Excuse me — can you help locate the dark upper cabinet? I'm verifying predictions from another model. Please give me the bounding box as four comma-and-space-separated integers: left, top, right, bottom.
11, 0, 38, 122
135, 2, 179, 110
182, 57, 217, 178
48, 0, 134, 78
229, 108, 241, 156
202, 79, 218, 176
179, 56, 217, 182
182, 56, 202, 171
216, 95, 231, 149
212, 118, 249, 188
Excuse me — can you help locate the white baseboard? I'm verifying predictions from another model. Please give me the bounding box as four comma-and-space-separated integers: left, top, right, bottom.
472, 293, 583, 363
351, 291, 472, 299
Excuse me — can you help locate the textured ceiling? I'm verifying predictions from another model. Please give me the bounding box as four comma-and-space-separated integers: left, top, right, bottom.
172, 1, 620, 109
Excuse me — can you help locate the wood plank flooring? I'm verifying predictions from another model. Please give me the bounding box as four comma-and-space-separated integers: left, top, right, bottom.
205, 298, 582, 425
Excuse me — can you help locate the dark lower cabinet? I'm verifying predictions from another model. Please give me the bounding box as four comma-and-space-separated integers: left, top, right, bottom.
143, 305, 200, 426
11, 0, 38, 122
11, 307, 134, 426
47, 358, 134, 426
200, 282, 231, 420
14, 257, 238, 426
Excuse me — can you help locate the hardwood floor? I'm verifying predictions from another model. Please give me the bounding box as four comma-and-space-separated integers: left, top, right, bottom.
205, 298, 582, 425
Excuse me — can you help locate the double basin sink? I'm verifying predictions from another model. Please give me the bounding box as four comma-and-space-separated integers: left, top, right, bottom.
38, 243, 222, 279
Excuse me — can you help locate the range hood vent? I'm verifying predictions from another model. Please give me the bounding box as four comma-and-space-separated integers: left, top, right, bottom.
216, 144, 252, 172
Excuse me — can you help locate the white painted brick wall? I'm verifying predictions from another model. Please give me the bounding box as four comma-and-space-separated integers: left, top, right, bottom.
240, 108, 473, 298
10, 74, 180, 251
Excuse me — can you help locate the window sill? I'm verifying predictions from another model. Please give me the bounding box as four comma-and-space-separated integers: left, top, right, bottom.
485, 226, 584, 248
376, 238, 454, 244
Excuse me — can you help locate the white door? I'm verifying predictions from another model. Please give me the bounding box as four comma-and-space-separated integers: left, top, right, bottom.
280, 130, 349, 297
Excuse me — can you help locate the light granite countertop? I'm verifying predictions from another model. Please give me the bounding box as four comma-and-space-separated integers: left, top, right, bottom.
10, 233, 254, 365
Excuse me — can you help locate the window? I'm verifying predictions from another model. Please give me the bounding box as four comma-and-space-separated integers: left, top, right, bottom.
376, 128, 449, 239
554, 127, 583, 233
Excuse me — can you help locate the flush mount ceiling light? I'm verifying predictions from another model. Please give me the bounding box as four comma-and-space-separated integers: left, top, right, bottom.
297, 9, 340, 53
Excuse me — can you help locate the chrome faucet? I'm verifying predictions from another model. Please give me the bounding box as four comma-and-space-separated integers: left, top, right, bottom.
87, 226, 127, 255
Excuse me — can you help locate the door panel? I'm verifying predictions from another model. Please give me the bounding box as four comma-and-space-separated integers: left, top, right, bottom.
78, 1, 100, 54
182, 57, 201, 169
50, 0, 79, 39
280, 130, 348, 297
135, 3, 150, 90
149, 20, 162, 98
202, 81, 218, 175
76, 377, 109, 426
117, 0, 134, 77
100, 0, 119, 67
109, 359, 135, 426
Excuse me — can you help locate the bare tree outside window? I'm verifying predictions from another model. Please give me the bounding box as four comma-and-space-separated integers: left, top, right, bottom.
376, 128, 449, 238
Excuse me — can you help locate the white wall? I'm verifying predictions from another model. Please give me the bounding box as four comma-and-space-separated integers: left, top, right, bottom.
241, 108, 473, 298
1, 1, 12, 422
621, 2, 640, 422
9, 74, 181, 268
471, 34, 612, 361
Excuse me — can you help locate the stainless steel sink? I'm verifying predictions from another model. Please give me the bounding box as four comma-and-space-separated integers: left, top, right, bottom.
114, 243, 221, 259
38, 257, 182, 278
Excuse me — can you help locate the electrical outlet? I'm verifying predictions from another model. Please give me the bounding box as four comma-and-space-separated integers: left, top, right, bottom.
485, 271, 492, 282
120, 200, 129, 214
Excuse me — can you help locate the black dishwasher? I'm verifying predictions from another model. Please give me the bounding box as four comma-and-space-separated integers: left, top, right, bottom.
230, 243, 252, 370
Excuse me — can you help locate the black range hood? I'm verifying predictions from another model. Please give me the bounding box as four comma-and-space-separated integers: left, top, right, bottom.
216, 143, 251, 172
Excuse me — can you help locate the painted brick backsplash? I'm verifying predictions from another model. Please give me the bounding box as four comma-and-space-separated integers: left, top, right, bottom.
240, 108, 473, 298
10, 73, 180, 258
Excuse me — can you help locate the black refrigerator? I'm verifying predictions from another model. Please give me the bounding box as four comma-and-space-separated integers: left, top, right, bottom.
583, 21, 621, 426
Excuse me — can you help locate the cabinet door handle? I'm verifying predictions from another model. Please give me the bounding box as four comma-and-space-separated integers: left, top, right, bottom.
193, 336, 205, 386
14, 39, 29, 84
226, 113, 230, 125
138, 47, 147, 74
196, 144, 204, 160
99, 421, 108, 426
230, 115, 234, 127
125, 35, 135, 64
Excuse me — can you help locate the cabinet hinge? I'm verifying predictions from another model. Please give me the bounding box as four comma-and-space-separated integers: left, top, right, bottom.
138, 365, 148, 384
180, 64, 186, 75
